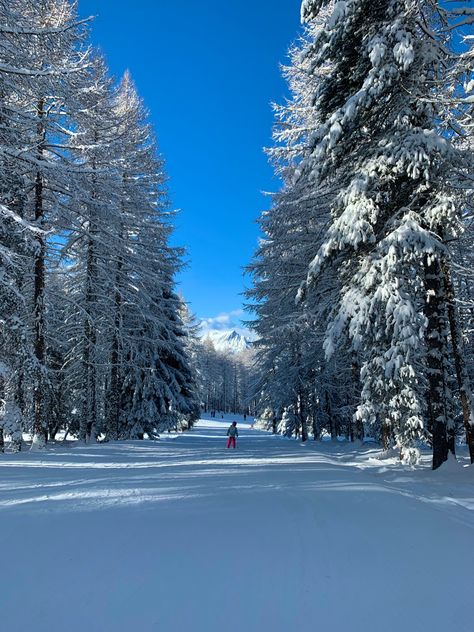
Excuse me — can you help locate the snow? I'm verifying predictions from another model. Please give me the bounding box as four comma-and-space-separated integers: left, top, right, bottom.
393, 31, 415, 71
203, 329, 253, 354
1, 416, 473, 632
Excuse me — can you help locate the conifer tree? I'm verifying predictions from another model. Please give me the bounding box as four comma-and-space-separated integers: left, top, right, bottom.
248, 5, 352, 441
0, 1, 198, 449
0, 0, 90, 449
62, 54, 123, 442
98, 72, 199, 439
297, 0, 467, 467
0, 0, 89, 449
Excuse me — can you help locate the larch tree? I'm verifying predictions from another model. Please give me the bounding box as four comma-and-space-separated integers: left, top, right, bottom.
0, 0, 89, 449
1, 0, 90, 449
63, 53, 123, 443
102, 72, 200, 439
0, 0, 199, 450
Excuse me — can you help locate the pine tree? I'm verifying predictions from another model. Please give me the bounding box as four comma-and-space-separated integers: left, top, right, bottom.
248, 6, 354, 442
442, 35, 474, 464
295, 0, 466, 467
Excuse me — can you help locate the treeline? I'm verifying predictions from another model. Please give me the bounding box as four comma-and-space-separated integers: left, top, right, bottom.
0, 0, 200, 451
197, 338, 256, 416
249, 0, 474, 468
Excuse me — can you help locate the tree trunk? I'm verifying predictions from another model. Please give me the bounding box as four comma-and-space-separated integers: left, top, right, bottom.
351, 357, 364, 441
423, 255, 451, 470
298, 392, 308, 442
81, 147, 99, 444
108, 315, 121, 440
326, 392, 336, 440
107, 175, 125, 441
312, 413, 319, 440
442, 260, 474, 464
32, 98, 47, 450
382, 422, 391, 451
107, 266, 122, 440
17, 275, 27, 425
311, 386, 319, 440
81, 244, 97, 442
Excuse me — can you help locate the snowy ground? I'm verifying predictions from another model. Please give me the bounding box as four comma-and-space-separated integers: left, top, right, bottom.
1, 416, 473, 632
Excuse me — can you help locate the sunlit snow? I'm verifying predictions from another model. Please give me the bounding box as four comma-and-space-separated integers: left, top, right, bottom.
1, 416, 473, 632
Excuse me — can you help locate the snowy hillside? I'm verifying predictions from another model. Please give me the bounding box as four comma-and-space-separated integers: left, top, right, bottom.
203, 329, 253, 354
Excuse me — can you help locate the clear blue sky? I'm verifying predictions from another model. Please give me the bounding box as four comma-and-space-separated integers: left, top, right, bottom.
78, 0, 302, 330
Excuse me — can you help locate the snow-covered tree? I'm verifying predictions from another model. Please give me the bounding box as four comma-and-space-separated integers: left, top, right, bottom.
178, 299, 203, 429
249, 0, 474, 466
292, 0, 471, 467
0, 0, 90, 449
0, 1, 199, 450
247, 5, 356, 443
93, 72, 199, 439
61, 53, 124, 443
195, 336, 256, 416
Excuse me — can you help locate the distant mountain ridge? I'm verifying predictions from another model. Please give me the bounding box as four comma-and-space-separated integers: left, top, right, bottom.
202, 329, 253, 354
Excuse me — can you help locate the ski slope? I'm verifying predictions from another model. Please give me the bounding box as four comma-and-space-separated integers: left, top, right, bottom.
1, 416, 473, 632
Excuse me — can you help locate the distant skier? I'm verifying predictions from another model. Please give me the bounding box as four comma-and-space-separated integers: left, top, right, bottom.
226, 421, 238, 449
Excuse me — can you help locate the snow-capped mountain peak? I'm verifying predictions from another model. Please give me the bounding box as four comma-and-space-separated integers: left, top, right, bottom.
203, 329, 253, 354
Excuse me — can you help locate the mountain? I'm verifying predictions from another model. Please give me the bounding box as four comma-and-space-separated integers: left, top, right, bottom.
202, 329, 253, 354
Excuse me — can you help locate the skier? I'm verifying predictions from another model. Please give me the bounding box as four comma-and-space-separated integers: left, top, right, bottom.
226, 421, 238, 449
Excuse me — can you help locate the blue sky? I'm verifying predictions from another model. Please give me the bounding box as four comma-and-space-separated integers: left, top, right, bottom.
78, 0, 302, 331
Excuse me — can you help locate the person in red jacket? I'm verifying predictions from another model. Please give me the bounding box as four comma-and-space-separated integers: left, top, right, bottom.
226, 421, 238, 449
